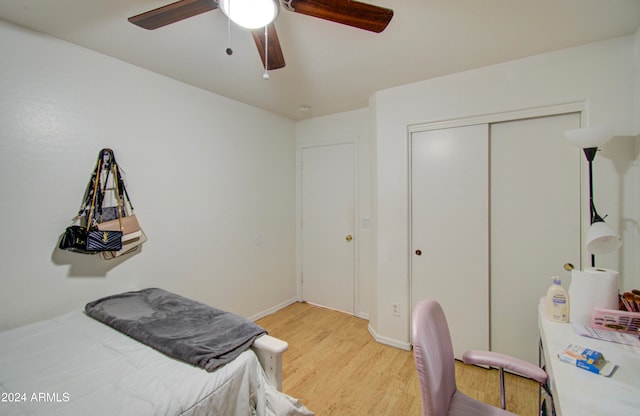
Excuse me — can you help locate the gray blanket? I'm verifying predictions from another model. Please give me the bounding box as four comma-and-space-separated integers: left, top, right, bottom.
85, 288, 266, 372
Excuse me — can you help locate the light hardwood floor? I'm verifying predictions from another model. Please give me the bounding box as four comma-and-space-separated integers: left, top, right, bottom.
256, 302, 540, 416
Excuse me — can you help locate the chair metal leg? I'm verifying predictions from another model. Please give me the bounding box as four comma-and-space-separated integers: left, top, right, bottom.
499, 367, 506, 409
539, 383, 555, 416
538, 337, 555, 416
538, 338, 544, 415
498, 362, 553, 415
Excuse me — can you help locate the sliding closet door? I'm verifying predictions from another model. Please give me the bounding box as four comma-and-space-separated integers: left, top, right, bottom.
411, 124, 490, 359
490, 113, 581, 363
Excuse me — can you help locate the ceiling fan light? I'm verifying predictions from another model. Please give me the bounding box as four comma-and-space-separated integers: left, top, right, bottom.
219, 0, 280, 29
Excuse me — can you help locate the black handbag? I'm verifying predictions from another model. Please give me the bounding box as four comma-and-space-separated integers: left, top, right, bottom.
59, 149, 124, 254
87, 229, 123, 251
59, 225, 94, 254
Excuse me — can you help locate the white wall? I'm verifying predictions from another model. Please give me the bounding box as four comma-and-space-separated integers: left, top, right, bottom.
0, 20, 297, 331
295, 109, 372, 317
369, 35, 640, 347
3, 18, 638, 352
292, 33, 640, 349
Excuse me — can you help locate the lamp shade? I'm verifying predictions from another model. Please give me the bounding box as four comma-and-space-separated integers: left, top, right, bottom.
586, 220, 622, 255
564, 126, 613, 149
219, 0, 279, 29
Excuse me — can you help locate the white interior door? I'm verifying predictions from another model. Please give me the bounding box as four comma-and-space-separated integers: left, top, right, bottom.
301, 143, 355, 314
411, 124, 490, 359
490, 113, 581, 363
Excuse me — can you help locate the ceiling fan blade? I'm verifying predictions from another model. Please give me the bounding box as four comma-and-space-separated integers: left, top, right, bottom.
251, 24, 286, 70
286, 0, 393, 33
128, 0, 218, 30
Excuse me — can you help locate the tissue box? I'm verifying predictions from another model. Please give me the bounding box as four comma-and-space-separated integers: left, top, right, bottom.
558, 344, 616, 376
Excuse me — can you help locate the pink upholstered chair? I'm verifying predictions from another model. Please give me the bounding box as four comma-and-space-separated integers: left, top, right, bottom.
412, 298, 549, 416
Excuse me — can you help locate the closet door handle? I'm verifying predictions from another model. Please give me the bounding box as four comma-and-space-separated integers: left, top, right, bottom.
415, 249, 422, 256
345, 234, 353, 242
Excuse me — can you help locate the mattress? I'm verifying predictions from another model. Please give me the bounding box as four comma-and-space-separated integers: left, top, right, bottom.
0, 311, 312, 416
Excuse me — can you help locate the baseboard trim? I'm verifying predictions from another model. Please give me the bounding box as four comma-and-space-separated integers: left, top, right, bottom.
249, 297, 300, 322
367, 324, 412, 351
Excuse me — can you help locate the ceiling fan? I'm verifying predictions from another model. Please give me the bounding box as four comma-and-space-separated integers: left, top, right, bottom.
128, 0, 393, 72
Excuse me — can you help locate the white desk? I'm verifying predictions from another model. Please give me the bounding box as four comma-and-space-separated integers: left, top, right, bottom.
538, 302, 640, 415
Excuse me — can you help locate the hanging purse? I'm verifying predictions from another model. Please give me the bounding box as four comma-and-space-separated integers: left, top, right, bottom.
59, 225, 93, 254
59, 153, 103, 254
96, 161, 141, 238
97, 215, 140, 235
59, 149, 123, 253
101, 229, 147, 260
89, 150, 123, 251
97, 153, 146, 259
86, 229, 123, 251
97, 206, 127, 222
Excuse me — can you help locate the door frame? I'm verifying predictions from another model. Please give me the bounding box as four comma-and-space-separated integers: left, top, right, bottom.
296, 138, 360, 315
407, 100, 588, 344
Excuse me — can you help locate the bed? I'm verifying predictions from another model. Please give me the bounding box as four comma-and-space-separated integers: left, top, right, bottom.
0, 289, 313, 416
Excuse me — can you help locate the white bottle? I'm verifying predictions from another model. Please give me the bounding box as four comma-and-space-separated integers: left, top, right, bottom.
546, 276, 569, 323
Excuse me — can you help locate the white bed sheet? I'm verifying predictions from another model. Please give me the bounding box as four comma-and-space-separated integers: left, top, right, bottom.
0, 311, 312, 416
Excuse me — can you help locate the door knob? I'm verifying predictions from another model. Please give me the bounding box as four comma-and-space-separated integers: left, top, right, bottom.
415, 249, 422, 256
345, 234, 353, 242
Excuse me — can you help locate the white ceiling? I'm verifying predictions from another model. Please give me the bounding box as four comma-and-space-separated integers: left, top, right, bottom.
1, 0, 639, 121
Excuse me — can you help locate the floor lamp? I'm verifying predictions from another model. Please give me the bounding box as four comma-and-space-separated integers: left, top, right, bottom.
565, 126, 622, 266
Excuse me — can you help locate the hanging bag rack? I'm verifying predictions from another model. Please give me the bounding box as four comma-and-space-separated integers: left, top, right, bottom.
59, 149, 128, 254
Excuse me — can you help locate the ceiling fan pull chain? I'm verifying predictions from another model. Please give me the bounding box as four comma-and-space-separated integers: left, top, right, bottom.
263, 25, 270, 80
225, 9, 233, 56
